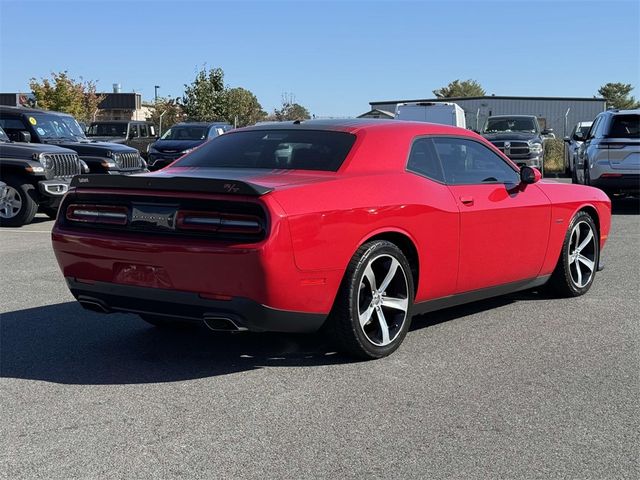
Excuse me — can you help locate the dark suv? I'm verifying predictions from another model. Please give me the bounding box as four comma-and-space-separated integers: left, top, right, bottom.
480, 115, 551, 175
86, 120, 157, 158
0, 125, 83, 226
0, 106, 147, 175
147, 122, 232, 170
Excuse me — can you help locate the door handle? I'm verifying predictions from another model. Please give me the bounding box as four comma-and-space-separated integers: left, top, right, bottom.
460, 196, 474, 206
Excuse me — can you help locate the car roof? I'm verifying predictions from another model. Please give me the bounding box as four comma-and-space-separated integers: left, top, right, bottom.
173, 122, 231, 127
236, 118, 474, 136
601, 109, 640, 115
90, 120, 152, 124
486, 115, 537, 119
0, 105, 72, 116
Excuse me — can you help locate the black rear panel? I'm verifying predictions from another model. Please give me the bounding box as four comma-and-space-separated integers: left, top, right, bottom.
59, 191, 268, 243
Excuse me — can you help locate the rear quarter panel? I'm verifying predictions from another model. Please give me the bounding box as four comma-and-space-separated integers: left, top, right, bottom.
271, 171, 461, 302
536, 181, 611, 275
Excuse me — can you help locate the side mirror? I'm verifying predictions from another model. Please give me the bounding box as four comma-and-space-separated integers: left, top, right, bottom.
520, 166, 542, 184
563, 136, 571, 143
541, 128, 553, 135
18, 131, 31, 143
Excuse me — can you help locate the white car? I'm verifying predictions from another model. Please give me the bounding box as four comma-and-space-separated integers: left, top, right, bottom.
563, 121, 593, 180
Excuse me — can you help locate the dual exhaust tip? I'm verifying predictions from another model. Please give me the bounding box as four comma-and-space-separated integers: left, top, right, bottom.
77, 297, 246, 332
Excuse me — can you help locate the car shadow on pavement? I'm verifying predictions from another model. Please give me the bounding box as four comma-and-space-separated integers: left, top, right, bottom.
0, 302, 354, 385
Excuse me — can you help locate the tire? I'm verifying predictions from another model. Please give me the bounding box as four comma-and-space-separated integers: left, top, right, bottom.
41, 206, 59, 220
325, 240, 414, 359
139, 314, 194, 329
584, 161, 591, 186
0, 177, 38, 227
547, 211, 599, 297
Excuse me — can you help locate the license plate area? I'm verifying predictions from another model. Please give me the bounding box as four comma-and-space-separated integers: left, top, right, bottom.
130, 203, 179, 231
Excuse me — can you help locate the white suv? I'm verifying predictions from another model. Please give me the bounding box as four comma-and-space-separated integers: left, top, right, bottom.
576, 109, 639, 196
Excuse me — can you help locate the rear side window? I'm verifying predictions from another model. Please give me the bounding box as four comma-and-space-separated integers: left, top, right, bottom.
139, 124, 149, 137
608, 114, 640, 138
434, 137, 519, 185
407, 137, 444, 182
129, 124, 139, 137
175, 129, 356, 171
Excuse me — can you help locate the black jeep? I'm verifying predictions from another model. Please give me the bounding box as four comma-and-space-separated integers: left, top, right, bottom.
0, 126, 83, 226
0, 106, 148, 175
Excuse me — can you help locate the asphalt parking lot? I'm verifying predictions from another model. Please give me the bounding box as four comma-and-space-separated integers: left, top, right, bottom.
1, 189, 638, 479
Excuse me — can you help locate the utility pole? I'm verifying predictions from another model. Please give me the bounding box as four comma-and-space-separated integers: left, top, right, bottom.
154, 85, 160, 102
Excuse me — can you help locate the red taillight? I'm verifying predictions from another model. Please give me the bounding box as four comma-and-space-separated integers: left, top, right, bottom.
176, 210, 263, 234
66, 204, 129, 225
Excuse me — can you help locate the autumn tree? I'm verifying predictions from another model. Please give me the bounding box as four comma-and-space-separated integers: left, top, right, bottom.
597, 83, 639, 109
146, 98, 185, 135
29, 71, 104, 123
221, 87, 266, 127
433, 79, 485, 98
182, 66, 226, 121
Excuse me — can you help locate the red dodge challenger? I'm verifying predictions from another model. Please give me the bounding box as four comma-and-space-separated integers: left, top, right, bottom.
51, 120, 611, 359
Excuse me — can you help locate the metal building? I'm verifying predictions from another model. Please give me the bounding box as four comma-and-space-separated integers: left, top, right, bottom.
368, 96, 607, 137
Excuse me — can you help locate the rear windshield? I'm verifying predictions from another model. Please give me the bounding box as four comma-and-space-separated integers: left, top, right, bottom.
174, 129, 356, 171
609, 114, 640, 138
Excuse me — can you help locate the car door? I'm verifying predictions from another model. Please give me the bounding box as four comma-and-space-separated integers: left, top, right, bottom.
434, 136, 551, 292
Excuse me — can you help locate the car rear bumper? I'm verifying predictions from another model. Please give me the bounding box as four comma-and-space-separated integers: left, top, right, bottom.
67, 277, 327, 333
591, 174, 640, 192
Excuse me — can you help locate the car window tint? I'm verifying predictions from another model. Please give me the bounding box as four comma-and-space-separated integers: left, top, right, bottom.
175, 129, 356, 171
608, 114, 640, 138
407, 137, 444, 182
139, 124, 148, 137
434, 137, 519, 185
0, 117, 27, 130
129, 124, 139, 137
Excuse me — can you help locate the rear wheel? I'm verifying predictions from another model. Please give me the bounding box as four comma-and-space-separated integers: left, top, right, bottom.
0, 178, 38, 227
326, 240, 414, 359
548, 211, 599, 297
584, 161, 591, 186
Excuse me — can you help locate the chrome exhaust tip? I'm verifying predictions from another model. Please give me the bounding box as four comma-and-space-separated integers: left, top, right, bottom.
203, 316, 247, 332
77, 297, 111, 314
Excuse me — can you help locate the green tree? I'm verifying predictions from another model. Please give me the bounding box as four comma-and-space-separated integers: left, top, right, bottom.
597, 82, 639, 109
182, 66, 226, 121
146, 98, 184, 135
222, 87, 266, 127
433, 79, 485, 98
29, 71, 104, 124
270, 94, 311, 121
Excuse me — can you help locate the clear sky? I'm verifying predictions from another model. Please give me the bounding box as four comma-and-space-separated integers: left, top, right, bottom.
1, 0, 639, 117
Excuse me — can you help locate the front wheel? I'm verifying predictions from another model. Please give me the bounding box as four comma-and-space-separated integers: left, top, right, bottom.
326, 240, 414, 359
0, 178, 38, 227
548, 211, 599, 297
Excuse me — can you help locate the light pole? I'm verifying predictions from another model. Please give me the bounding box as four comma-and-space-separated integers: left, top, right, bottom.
154, 85, 160, 102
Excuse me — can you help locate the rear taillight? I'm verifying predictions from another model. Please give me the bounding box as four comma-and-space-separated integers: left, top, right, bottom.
176, 210, 263, 234
66, 204, 129, 225
596, 142, 626, 149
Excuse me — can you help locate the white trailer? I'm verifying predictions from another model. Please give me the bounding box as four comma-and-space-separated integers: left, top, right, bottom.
394, 102, 466, 128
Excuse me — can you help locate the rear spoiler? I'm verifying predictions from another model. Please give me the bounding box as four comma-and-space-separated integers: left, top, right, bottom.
70, 174, 273, 196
